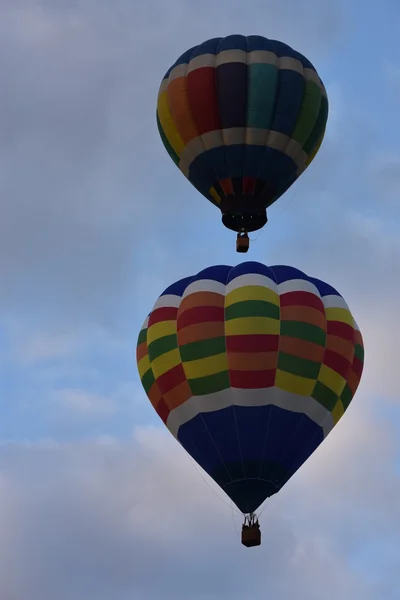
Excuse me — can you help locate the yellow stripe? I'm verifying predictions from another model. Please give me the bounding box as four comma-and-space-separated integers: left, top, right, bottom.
325, 307, 354, 327
331, 399, 345, 424
318, 364, 346, 396
275, 370, 315, 396
157, 92, 185, 158
151, 348, 181, 379
209, 186, 221, 205
147, 320, 177, 345
225, 285, 279, 307
183, 352, 228, 379
225, 317, 280, 336
138, 355, 151, 379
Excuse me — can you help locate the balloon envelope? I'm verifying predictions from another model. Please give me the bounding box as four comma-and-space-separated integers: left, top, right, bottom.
137, 262, 364, 514
157, 35, 328, 233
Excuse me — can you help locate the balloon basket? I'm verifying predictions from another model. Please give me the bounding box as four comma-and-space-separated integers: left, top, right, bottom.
241, 514, 261, 547
236, 232, 249, 253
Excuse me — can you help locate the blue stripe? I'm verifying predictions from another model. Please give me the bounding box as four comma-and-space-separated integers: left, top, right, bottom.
227, 261, 276, 282
161, 276, 193, 298
189, 37, 221, 59
193, 265, 232, 285
217, 34, 248, 53
310, 278, 341, 298
255, 147, 297, 199
246, 35, 277, 53
177, 405, 323, 513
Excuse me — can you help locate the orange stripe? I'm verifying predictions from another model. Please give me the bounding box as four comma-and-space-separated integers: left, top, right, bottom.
346, 370, 361, 395
325, 334, 354, 362
147, 382, 163, 410
163, 379, 192, 411
179, 291, 225, 311
228, 351, 277, 371
167, 77, 198, 144
279, 336, 325, 362
178, 321, 226, 344
281, 305, 326, 329
136, 341, 148, 362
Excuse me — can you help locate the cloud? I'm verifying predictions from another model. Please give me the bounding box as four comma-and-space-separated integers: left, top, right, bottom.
55, 388, 117, 417
0, 404, 397, 600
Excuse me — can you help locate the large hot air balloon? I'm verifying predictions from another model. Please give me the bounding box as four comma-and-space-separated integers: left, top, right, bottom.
136, 262, 364, 547
157, 35, 329, 252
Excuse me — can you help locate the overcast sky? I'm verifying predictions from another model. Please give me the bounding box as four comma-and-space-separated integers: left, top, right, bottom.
0, 0, 399, 598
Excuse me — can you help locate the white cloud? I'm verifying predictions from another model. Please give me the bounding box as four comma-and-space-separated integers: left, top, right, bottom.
55, 388, 117, 417
0, 406, 396, 600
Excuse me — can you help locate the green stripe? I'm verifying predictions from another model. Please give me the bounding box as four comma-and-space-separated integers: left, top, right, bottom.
188, 371, 230, 396
156, 112, 180, 165
148, 334, 177, 361
340, 383, 353, 410
354, 343, 364, 363
280, 321, 326, 346
137, 328, 147, 346
247, 64, 278, 129
180, 337, 226, 362
225, 300, 280, 320
142, 368, 156, 394
278, 352, 321, 379
303, 95, 328, 155
292, 81, 322, 146
312, 381, 338, 411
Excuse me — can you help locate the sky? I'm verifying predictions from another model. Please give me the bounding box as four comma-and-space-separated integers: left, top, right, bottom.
0, 0, 399, 598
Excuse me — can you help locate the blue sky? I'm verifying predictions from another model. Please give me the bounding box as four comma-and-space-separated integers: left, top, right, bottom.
0, 0, 399, 598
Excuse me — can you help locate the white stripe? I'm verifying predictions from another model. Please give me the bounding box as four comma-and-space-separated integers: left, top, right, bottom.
152, 294, 181, 310
182, 279, 226, 298
278, 279, 321, 296
222, 127, 246, 145
188, 53, 216, 72
279, 56, 303, 75
245, 128, 269, 145
226, 273, 278, 294
216, 49, 247, 66
247, 50, 277, 66
168, 63, 187, 83
353, 320, 361, 333
304, 67, 321, 87
141, 316, 150, 330
321, 294, 350, 310
178, 127, 307, 174
158, 79, 168, 95
166, 387, 334, 438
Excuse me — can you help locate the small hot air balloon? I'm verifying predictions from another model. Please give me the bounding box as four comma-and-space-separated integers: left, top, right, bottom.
136, 262, 364, 547
157, 35, 329, 252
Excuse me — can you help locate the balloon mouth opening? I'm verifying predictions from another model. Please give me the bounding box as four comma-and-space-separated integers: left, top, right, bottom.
222, 212, 268, 232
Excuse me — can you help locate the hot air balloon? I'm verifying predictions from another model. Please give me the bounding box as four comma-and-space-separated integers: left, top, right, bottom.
157, 35, 329, 252
136, 262, 364, 547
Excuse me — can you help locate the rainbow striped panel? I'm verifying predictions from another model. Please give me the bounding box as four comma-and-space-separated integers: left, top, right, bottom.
157, 34, 328, 220
136, 262, 364, 514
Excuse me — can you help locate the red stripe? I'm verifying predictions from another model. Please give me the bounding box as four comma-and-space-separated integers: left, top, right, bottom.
229, 369, 275, 389
156, 364, 186, 395
177, 306, 224, 329
352, 356, 363, 380
149, 306, 178, 326
226, 334, 279, 352
220, 177, 234, 195
243, 177, 256, 195
327, 321, 354, 342
280, 291, 324, 312
187, 67, 220, 135
156, 397, 170, 424
323, 349, 351, 379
